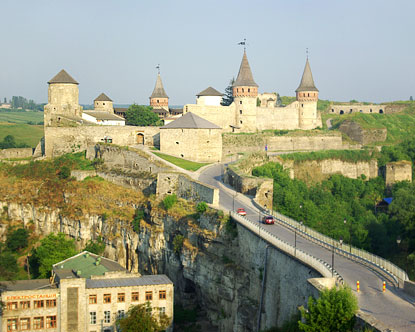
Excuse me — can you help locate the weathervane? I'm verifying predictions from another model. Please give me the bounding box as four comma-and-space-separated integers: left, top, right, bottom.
306, 48, 309, 59
156, 64, 160, 74
237, 38, 247, 51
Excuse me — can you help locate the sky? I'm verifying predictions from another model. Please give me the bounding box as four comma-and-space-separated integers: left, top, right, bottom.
0, 0, 414, 105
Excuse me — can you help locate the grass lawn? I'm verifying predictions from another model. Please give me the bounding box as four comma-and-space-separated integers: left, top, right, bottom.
153, 152, 209, 171
0, 110, 44, 124
0, 123, 44, 147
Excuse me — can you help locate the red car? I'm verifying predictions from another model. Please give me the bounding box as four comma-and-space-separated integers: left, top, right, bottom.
262, 216, 275, 225
237, 208, 247, 216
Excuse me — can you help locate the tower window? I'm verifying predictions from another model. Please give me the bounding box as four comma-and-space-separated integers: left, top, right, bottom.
240, 120, 243, 124
240, 101, 242, 104
242, 88, 244, 93
103, 102, 105, 105
240, 110, 242, 114
248, 88, 250, 92
308, 93, 310, 97
157, 99, 159, 103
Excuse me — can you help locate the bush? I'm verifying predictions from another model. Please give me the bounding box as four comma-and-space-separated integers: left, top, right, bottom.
173, 234, 184, 254
299, 286, 358, 332
83, 237, 106, 255
163, 194, 177, 210
132, 208, 145, 233
196, 201, 208, 214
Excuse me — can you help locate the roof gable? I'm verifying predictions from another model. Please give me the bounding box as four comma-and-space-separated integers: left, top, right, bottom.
197, 86, 223, 96
48, 69, 79, 85
161, 112, 221, 129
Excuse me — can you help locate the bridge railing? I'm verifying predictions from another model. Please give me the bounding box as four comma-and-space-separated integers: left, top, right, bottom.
230, 212, 343, 284
269, 210, 408, 284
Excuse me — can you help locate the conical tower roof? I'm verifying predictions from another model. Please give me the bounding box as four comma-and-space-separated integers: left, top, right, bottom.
48, 69, 79, 85
296, 59, 318, 92
94, 93, 112, 102
233, 51, 258, 87
150, 74, 168, 99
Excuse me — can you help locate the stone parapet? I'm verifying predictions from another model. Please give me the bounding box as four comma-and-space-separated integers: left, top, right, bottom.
385, 161, 412, 186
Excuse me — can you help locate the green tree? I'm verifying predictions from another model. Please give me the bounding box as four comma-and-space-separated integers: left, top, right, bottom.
6, 227, 29, 251
221, 78, 234, 106
125, 104, 161, 126
299, 286, 358, 332
29, 233, 77, 278
116, 303, 170, 332
0, 245, 19, 281
83, 237, 106, 255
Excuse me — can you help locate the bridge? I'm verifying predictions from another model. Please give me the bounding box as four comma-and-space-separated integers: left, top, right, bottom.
198, 163, 415, 332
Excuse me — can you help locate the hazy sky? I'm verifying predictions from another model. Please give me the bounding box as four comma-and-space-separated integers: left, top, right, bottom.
0, 0, 414, 105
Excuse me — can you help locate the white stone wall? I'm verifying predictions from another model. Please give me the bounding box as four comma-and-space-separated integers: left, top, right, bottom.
196, 95, 222, 106
256, 103, 300, 130
183, 103, 236, 132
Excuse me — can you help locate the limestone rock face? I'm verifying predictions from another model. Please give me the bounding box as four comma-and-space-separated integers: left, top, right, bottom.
339, 120, 387, 145
0, 200, 320, 331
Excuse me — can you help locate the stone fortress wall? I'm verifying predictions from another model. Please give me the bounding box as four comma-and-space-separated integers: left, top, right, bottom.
329, 104, 386, 115
45, 126, 160, 158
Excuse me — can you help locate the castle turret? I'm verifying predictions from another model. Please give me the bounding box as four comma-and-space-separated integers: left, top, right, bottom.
44, 69, 82, 126
296, 59, 321, 129
94, 93, 113, 113
232, 51, 258, 131
149, 74, 169, 111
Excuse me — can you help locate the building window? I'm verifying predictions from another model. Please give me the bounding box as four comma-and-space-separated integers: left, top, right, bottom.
117, 310, 125, 319
176, 141, 179, 144
20, 301, 30, 309
159, 290, 166, 300
157, 99, 160, 103
89, 294, 97, 304
118, 293, 125, 302
46, 299, 56, 308
103, 102, 105, 105
159, 307, 166, 315
239, 101, 242, 104
33, 317, 44, 329
20, 318, 30, 330
7, 319, 18, 331
132, 292, 139, 302
90, 312, 97, 324
145, 291, 153, 301
248, 88, 250, 92
103, 294, 111, 304
34, 300, 44, 308
7, 302, 18, 310
239, 110, 242, 114
104, 311, 111, 323
240, 120, 243, 124
46, 316, 57, 328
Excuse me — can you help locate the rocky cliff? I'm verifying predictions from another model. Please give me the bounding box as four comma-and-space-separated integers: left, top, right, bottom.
1, 199, 320, 331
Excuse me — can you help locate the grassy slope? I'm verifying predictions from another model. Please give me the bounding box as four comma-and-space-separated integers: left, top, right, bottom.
326, 104, 415, 145
153, 152, 209, 171
0, 123, 44, 147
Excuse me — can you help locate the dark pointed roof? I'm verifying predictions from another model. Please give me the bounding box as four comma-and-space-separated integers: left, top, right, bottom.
296, 59, 318, 92
48, 69, 79, 85
161, 112, 221, 129
196, 87, 223, 97
94, 93, 112, 102
150, 74, 168, 99
233, 51, 258, 87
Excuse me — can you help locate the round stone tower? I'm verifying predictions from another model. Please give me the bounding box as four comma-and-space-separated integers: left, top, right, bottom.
232, 50, 258, 131
149, 74, 169, 111
44, 69, 82, 126
296, 59, 321, 129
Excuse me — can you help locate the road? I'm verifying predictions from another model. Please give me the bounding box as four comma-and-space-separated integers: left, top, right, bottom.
198, 163, 415, 332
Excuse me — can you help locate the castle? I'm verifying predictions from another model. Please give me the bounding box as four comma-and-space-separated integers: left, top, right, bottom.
183, 51, 322, 132
42, 50, 322, 161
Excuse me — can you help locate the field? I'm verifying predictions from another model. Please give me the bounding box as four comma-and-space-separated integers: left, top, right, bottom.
0, 109, 44, 124
0, 123, 44, 147
153, 152, 209, 171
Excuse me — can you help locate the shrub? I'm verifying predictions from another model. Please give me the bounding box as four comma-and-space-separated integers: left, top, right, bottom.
83, 237, 106, 255
173, 235, 184, 254
299, 286, 358, 332
6, 227, 29, 251
196, 201, 208, 214
132, 208, 145, 233
163, 194, 177, 210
